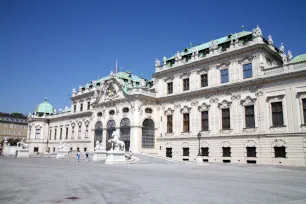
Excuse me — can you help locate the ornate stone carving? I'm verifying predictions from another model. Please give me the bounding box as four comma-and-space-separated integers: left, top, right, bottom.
252, 25, 262, 37
266, 94, 284, 102
191, 101, 199, 106
104, 82, 119, 101
180, 106, 191, 113
210, 98, 219, 104
164, 108, 174, 116
245, 140, 257, 147
218, 100, 232, 109
231, 94, 241, 100
174, 104, 181, 109
198, 103, 211, 111
221, 141, 231, 148
268, 35, 273, 45
279, 43, 285, 53
272, 139, 287, 147
240, 96, 257, 106
209, 40, 218, 50
200, 141, 209, 148
287, 50, 293, 62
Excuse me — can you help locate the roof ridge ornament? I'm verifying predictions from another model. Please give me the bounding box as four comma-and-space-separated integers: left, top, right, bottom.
268, 35, 273, 45
287, 50, 293, 62
252, 25, 262, 38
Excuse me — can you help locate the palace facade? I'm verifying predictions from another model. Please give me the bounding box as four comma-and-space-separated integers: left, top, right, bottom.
27, 25, 306, 166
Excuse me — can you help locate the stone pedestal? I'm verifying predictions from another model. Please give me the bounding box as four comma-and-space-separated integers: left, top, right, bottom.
196, 156, 203, 164
92, 150, 107, 161
105, 151, 126, 164
17, 149, 29, 158
56, 150, 69, 159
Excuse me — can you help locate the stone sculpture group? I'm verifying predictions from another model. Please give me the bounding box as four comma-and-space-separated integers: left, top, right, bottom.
56, 142, 69, 158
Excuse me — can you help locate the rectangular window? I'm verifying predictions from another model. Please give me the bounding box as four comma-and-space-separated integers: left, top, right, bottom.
271, 102, 284, 126
87, 101, 90, 110
243, 63, 252, 79
80, 103, 83, 112
78, 126, 81, 138
4, 124, 6, 128
201, 74, 208, 87
49, 129, 52, 140
246, 147, 256, 157
34, 147, 39, 152
274, 147, 286, 158
65, 127, 68, 139
74, 104, 76, 113
183, 113, 190, 132
167, 82, 173, 94
85, 125, 88, 138
35, 129, 40, 139
58, 128, 62, 140
245, 105, 255, 128
303, 99, 306, 124
201, 147, 209, 157
222, 147, 231, 157
167, 115, 173, 133
183, 78, 189, 91
54, 129, 57, 140
71, 128, 74, 139
201, 111, 209, 131
183, 147, 190, 156
221, 69, 229, 83
222, 108, 230, 130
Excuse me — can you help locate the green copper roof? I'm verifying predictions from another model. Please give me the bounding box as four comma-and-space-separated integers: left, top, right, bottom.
35, 98, 54, 114
291, 54, 306, 63
166, 31, 252, 61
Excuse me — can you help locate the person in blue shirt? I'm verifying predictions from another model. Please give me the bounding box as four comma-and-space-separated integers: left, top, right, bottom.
76, 151, 80, 162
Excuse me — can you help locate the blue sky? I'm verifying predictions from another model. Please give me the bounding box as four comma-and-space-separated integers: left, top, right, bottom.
1, 0, 306, 114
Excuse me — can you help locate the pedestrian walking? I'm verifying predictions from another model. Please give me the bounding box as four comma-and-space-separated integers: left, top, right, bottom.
76, 151, 80, 162
85, 151, 89, 163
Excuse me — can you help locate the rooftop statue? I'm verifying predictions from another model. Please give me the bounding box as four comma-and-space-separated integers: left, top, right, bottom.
209, 40, 218, 50
72, 87, 76, 94
108, 130, 125, 152
252, 25, 262, 37
279, 43, 285, 53
287, 50, 293, 61
155, 58, 161, 67
140, 78, 146, 88
163, 56, 167, 64
175, 51, 182, 61
268, 35, 273, 45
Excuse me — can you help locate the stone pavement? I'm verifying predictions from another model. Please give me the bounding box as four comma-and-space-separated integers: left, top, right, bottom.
0, 156, 306, 204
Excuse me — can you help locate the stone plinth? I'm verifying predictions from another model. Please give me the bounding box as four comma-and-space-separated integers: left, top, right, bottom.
196, 156, 203, 164
17, 149, 29, 158
105, 151, 126, 164
56, 150, 69, 159
92, 150, 107, 161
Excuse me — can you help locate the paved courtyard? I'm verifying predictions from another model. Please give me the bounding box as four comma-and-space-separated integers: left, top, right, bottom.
0, 155, 306, 204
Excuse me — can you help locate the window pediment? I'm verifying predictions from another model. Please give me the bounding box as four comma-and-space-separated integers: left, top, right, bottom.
218, 100, 232, 109
163, 77, 174, 83
198, 103, 211, 111
200, 141, 209, 148
272, 139, 286, 147
181, 142, 190, 148
180, 106, 191, 113
245, 140, 257, 147
221, 141, 231, 147
238, 56, 254, 65
217, 62, 230, 70
180, 72, 191, 79
240, 96, 257, 106
164, 108, 174, 116
266, 94, 285, 102
197, 67, 209, 75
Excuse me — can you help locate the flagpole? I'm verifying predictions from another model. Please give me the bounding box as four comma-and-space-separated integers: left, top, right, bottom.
116, 60, 118, 73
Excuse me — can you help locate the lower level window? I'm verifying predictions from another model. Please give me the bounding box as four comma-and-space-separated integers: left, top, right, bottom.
84, 147, 87, 152
201, 147, 209, 156
274, 146, 286, 158
183, 147, 190, 156
223, 147, 231, 157
246, 147, 256, 157
34, 147, 39, 152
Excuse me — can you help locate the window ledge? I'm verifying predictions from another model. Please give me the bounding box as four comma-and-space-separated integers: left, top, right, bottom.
269, 125, 286, 128
243, 127, 258, 132
220, 129, 233, 133
165, 132, 174, 137
300, 124, 306, 127
181, 132, 191, 136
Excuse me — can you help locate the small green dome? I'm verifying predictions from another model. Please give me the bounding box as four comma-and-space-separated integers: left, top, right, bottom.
291, 54, 306, 63
35, 98, 54, 114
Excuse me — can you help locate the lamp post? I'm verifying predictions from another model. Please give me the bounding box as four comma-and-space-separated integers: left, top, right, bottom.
197, 132, 201, 156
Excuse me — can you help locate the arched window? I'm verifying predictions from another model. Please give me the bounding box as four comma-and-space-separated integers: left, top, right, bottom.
142, 119, 155, 148
35, 126, 41, 139
97, 112, 102, 117
123, 107, 129, 113
106, 120, 116, 150
94, 121, 103, 148
120, 118, 130, 151
109, 110, 115, 115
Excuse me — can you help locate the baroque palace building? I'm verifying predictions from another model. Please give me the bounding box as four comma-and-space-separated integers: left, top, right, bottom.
27, 25, 306, 166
